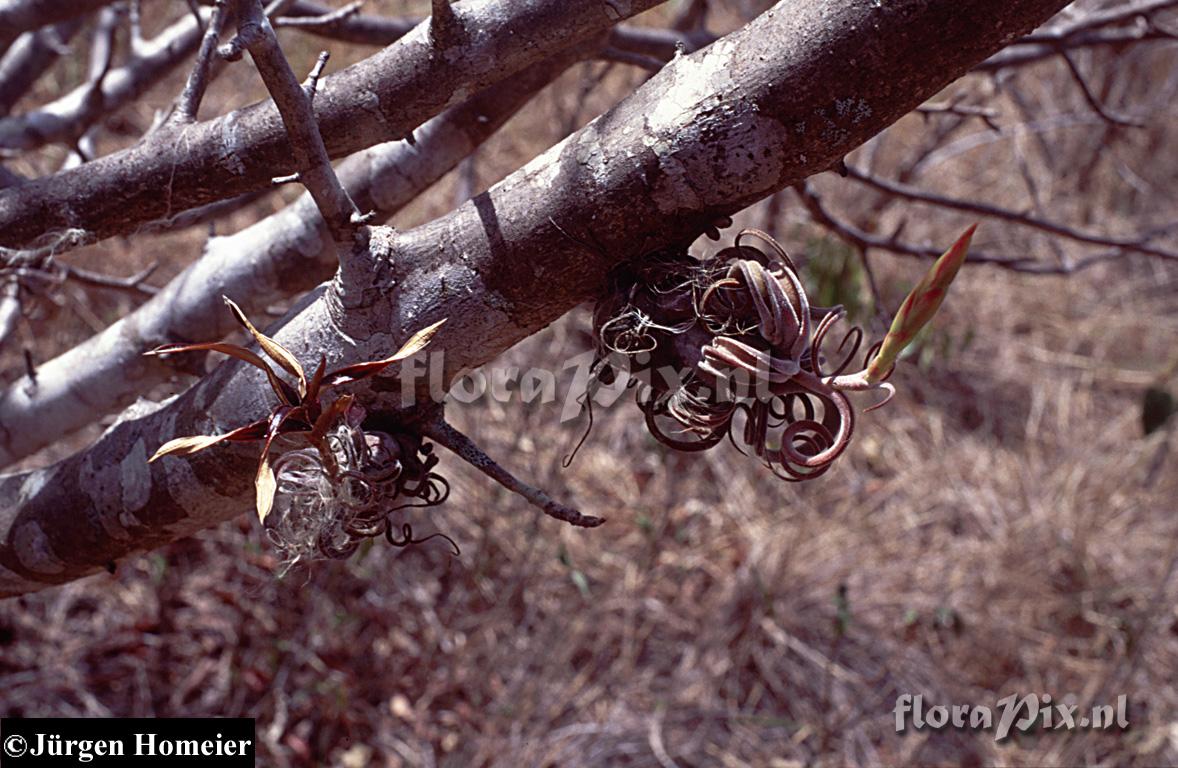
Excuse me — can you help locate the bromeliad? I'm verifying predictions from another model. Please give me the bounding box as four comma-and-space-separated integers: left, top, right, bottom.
145, 296, 444, 523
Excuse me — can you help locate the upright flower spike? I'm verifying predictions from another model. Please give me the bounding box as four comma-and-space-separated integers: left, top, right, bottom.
865, 224, 977, 384
145, 299, 446, 522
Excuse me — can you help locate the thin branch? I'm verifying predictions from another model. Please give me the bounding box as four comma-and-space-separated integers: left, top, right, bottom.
599, 46, 665, 73
792, 181, 1119, 275
273, 0, 414, 45
1057, 47, 1147, 128
170, 0, 231, 125
842, 164, 1178, 261
0, 6, 211, 153
59, 262, 158, 295
273, 0, 362, 30
420, 415, 604, 528
977, 0, 1178, 71
915, 101, 1000, 131
225, 0, 358, 241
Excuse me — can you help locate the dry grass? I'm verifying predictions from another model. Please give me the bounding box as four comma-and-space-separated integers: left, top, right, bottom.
3, 2, 1178, 766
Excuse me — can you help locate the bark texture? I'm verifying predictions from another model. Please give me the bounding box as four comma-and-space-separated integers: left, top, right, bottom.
0, 0, 1072, 597
0, 56, 574, 466
0, 0, 665, 250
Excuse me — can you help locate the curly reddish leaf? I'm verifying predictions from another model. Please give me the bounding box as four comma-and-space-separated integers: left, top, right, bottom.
223, 295, 307, 397
145, 341, 299, 406
866, 224, 976, 384
323, 319, 446, 387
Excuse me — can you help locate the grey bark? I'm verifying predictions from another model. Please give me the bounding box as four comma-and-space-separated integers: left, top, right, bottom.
0, 53, 574, 466
0, 0, 666, 250
0, 19, 83, 117
0, 0, 1071, 597
0, 8, 210, 152
0, 0, 116, 52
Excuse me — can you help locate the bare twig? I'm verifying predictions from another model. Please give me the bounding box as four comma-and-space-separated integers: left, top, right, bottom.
977, 0, 1178, 71
916, 101, 1000, 131
599, 46, 665, 72
0, 5, 211, 153
273, 0, 362, 30
59, 263, 158, 295
171, 0, 231, 125
420, 415, 605, 528
842, 165, 1178, 261
274, 0, 414, 44
792, 181, 1120, 274
1057, 47, 1147, 128
225, 0, 359, 241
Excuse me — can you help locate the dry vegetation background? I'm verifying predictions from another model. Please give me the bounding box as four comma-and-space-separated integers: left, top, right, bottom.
2, 1, 1178, 766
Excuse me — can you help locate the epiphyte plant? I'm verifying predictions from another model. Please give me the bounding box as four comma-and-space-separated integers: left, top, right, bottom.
145, 298, 446, 564
145, 297, 606, 568
591, 224, 977, 481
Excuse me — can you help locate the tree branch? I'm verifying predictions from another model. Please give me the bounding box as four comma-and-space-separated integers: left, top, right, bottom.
0, 0, 118, 52
0, 6, 212, 153
226, 0, 359, 242
0, 0, 1072, 597
0, 57, 573, 467
0, 18, 83, 117
0, 0, 667, 251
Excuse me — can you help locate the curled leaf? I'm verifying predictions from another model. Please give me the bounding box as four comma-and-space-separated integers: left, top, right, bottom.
256, 454, 277, 524
146, 341, 299, 406
866, 224, 976, 384
223, 295, 307, 396
324, 319, 446, 386
148, 419, 269, 462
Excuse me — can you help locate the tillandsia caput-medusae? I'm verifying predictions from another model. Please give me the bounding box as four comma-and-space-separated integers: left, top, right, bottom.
589, 225, 977, 481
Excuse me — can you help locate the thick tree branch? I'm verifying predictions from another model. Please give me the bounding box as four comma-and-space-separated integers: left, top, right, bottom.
0, 59, 571, 467
0, 0, 1072, 597
0, 0, 666, 251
